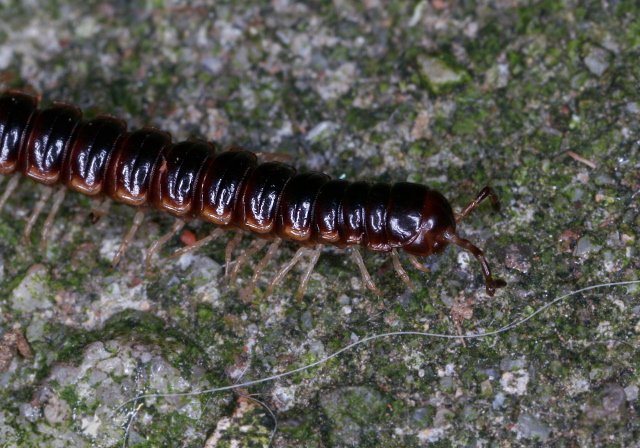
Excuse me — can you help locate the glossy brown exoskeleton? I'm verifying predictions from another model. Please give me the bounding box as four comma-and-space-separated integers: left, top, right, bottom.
0, 90, 506, 300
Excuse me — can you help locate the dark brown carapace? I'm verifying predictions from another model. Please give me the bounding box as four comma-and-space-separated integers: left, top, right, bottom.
0, 90, 506, 299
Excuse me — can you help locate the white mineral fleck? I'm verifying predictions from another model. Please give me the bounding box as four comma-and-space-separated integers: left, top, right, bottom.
500, 370, 530, 395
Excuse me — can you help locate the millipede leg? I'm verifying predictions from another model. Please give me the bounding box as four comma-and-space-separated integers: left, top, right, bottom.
230, 239, 267, 282
89, 198, 111, 224
145, 218, 186, 268
264, 246, 309, 300
0, 176, 20, 213
239, 238, 282, 301
350, 247, 382, 296
23, 186, 53, 245
225, 230, 244, 277
168, 227, 225, 260
111, 210, 145, 268
441, 229, 506, 297
391, 248, 414, 290
296, 245, 323, 302
407, 254, 430, 273
455, 186, 500, 223
40, 188, 67, 250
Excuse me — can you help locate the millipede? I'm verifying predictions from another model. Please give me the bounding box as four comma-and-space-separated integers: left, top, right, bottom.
0, 90, 506, 300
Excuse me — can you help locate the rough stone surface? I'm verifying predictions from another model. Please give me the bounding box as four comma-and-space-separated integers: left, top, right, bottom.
203, 397, 272, 448
583, 46, 611, 77
319, 386, 388, 446
415, 54, 469, 94
515, 414, 552, 441
582, 383, 628, 425
9, 264, 52, 312
1, 1, 639, 447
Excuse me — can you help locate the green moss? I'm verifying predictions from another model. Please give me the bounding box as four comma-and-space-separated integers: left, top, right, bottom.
344, 107, 383, 130
466, 20, 511, 69
102, 310, 166, 338
47, 326, 97, 366
516, 0, 565, 34
59, 384, 80, 406
279, 418, 322, 442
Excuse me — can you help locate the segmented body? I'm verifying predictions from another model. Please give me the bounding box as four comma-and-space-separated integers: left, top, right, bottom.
0, 90, 505, 299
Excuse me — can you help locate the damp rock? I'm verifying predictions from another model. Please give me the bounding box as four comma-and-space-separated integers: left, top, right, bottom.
582, 384, 627, 425
624, 385, 638, 402
594, 172, 616, 186
10, 265, 53, 312
504, 244, 533, 273
501, 357, 527, 371
417, 408, 454, 442
492, 391, 506, 409
308, 339, 325, 357
46, 363, 81, 386
319, 386, 388, 446
589, 364, 615, 381
515, 414, 551, 441
484, 60, 510, 89
583, 46, 610, 77
439, 375, 455, 393
500, 369, 529, 395
12, 331, 212, 447
18, 402, 41, 422
432, 407, 454, 427
315, 62, 357, 102
204, 397, 273, 448
480, 379, 493, 397
410, 406, 436, 428
573, 237, 601, 257
187, 255, 222, 300
43, 394, 71, 424
416, 54, 469, 94
306, 121, 339, 142
300, 311, 313, 329
1, 410, 29, 445
396, 289, 415, 310
272, 384, 297, 412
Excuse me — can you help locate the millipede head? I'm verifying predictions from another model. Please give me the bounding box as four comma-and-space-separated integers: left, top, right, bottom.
401, 188, 506, 297
401, 190, 457, 258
